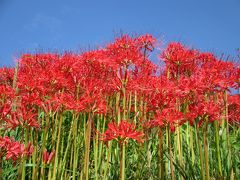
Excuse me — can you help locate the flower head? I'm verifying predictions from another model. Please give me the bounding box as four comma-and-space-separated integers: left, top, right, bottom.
43, 149, 55, 164
101, 120, 144, 146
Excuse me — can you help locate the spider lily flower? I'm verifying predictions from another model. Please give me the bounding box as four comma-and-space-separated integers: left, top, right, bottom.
0, 136, 33, 162
100, 120, 144, 146
43, 149, 55, 164
150, 108, 184, 132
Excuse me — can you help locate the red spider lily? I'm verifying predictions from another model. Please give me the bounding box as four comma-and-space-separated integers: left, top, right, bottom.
187, 100, 223, 126
135, 34, 156, 52
0, 103, 12, 120
3, 105, 39, 129
0, 85, 15, 102
18, 53, 75, 102
228, 95, 240, 126
199, 58, 237, 92
150, 108, 184, 132
43, 149, 55, 164
17, 106, 40, 128
24, 143, 34, 158
0, 67, 14, 86
40, 97, 63, 114
234, 65, 240, 89
101, 120, 144, 146
160, 42, 199, 78
0, 136, 33, 162
106, 35, 144, 67
53, 90, 107, 114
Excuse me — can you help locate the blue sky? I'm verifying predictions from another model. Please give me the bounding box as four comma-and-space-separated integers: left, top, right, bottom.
0, 0, 240, 66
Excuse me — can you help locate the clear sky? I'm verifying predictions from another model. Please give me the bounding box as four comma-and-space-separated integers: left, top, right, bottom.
0, 0, 240, 66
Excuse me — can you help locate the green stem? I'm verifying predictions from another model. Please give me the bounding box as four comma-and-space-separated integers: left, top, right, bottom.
196, 124, 205, 180
224, 91, 232, 176
60, 120, 73, 178
98, 115, 106, 174
94, 115, 100, 180
165, 126, 169, 177
41, 115, 50, 179
72, 113, 79, 180
158, 129, 164, 179
127, 92, 132, 120
168, 127, 174, 180
122, 86, 126, 120
32, 127, 39, 180
52, 113, 63, 180
177, 125, 183, 173
203, 121, 210, 180
214, 121, 222, 178
83, 113, 93, 180
116, 92, 121, 124
120, 142, 126, 180
22, 129, 28, 180
189, 125, 195, 165
0, 152, 2, 180
103, 141, 112, 179
134, 91, 137, 124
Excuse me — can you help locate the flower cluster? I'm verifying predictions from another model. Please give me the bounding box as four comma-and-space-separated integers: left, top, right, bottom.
0, 136, 33, 162
101, 120, 143, 146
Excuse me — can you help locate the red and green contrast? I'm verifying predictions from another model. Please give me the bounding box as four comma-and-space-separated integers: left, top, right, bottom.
0, 34, 239, 179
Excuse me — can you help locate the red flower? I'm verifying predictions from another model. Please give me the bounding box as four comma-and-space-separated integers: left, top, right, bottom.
0, 67, 14, 86
101, 120, 144, 145
150, 108, 184, 132
43, 149, 55, 164
4, 105, 39, 130
135, 34, 156, 52
228, 95, 240, 126
160, 42, 199, 78
187, 100, 223, 126
0, 136, 33, 162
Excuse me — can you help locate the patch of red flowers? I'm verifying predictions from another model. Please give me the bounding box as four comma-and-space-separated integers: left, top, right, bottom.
0, 33, 239, 166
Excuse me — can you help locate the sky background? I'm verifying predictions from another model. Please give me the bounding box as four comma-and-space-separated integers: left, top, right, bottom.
0, 0, 240, 66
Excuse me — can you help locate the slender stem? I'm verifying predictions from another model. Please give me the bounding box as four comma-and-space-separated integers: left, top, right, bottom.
120, 142, 126, 180
103, 141, 112, 179
83, 113, 93, 180
189, 125, 195, 165
116, 92, 121, 124
72, 113, 78, 180
60, 119, 73, 178
214, 121, 222, 178
0, 152, 2, 180
41, 115, 50, 179
21, 127, 29, 180
168, 127, 174, 180
52, 113, 63, 180
203, 121, 210, 180
224, 91, 232, 176
158, 129, 164, 179
134, 91, 137, 124
98, 115, 106, 174
165, 126, 169, 177
177, 126, 183, 171
127, 92, 132, 120
196, 124, 205, 180
32, 127, 39, 180
94, 115, 100, 180
122, 85, 126, 120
